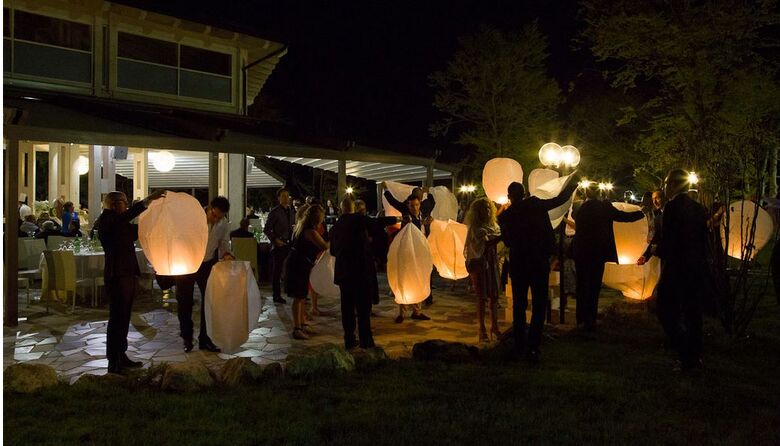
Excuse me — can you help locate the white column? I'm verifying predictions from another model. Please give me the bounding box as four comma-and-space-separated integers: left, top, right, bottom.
18, 141, 35, 209
64, 144, 80, 205
132, 149, 148, 201
88, 145, 103, 226
48, 143, 60, 202
218, 153, 228, 197
227, 153, 247, 226
102, 145, 116, 193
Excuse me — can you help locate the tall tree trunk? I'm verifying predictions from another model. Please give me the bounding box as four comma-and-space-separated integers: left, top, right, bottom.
769, 146, 778, 198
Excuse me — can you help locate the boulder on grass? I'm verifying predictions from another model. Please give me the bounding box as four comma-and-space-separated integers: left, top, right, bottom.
221, 357, 263, 386
261, 362, 284, 380
286, 343, 355, 378
4, 363, 59, 393
161, 362, 214, 392
73, 372, 128, 388
351, 347, 389, 370
412, 340, 479, 363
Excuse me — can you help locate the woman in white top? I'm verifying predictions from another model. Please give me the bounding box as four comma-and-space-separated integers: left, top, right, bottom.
464, 198, 502, 343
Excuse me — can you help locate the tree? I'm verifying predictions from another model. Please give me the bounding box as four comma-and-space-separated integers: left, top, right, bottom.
429, 24, 562, 172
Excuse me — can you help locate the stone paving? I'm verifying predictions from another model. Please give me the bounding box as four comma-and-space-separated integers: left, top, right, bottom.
4, 274, 598, 383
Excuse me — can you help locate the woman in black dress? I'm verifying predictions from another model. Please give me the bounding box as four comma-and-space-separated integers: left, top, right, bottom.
284, 204, 328, 340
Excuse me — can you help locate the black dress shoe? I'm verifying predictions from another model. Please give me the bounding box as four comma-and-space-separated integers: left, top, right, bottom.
107, 362, 123, 374
273, 296, 287, 304
183, 339, 194, 353
411, 313, 431, 321
199, 340, 221, 353
120, 354, 143, 368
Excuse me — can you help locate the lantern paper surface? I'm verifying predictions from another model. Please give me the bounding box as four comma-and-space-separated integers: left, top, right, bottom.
204, 260, 262, 353
387, 223, 433, 304
721, 200, 773, 260
138, 191, 208, 275
310, 251, 340, 298
531, 172, 577, 228
603, 256, 660, 300
428, 219, 469, 280
429, 186, 459, 221
382, 181, 415, 217
528, 169, 559, 195
601, 202, 659, 300
482, 158, 523, 205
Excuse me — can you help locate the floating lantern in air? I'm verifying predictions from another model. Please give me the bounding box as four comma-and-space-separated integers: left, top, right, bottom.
538, 142, 562, 167
428, 219, 469, 280
138, 191, 208, 275
528, 168, 559, 195
310, 251, 340, 298
531, 172, 577, 228
387, 223, 433, 304
205, 260, 262, 353
482, 158, 523, 205
722, 200, 773, 260
601, 202, 659, 300
559, 145, 581, 168
429, 186, 459, 221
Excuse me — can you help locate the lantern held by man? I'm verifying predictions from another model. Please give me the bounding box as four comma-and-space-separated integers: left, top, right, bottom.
721, 200, 773, 260
428, 219, 469, 280
601, 202, 659, 300
204, 260, 262, 353
138, 191, 208, 275
429, 186, 459, 221
387, 223, 433, 304
528, 168, 559, 195
531, 172, 577, 228
482, 158, 523, 205
310, 251, 340, 299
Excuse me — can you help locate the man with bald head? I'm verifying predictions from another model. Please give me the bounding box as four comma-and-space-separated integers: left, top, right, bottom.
99, 189, 165, 373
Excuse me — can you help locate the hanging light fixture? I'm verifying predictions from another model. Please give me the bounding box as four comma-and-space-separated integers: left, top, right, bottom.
77, 156, 89, 175
151, 150, 176, 173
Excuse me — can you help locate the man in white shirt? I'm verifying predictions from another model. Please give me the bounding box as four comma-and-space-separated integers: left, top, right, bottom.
175, 196, 235, 353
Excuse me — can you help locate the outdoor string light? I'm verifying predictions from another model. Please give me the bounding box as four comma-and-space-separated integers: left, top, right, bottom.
151, 150, 176, 173
76, 156, 89, 175
345, 187, 354, 195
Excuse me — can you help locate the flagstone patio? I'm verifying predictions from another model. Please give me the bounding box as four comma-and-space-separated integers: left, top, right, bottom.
4, 274, 592, 383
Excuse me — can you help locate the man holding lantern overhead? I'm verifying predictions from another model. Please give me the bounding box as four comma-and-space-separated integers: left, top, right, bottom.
498, 172, 580, 364
100, 189, 165, 374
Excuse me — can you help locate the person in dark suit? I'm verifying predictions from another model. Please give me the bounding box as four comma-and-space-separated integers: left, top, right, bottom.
655, 169, 709, 372
264, 187, 295, 304
330, 198, 399, 349
498, 173, 580, 363
99, 189, 165, 374
573, 186, 644, 331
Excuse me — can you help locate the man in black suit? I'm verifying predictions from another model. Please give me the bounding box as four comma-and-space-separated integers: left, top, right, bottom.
264, 187, 295, 304
498, 173, 579, 363
573, 187, 644, 331
330, 198, 399, 349
655, 169, 709, 372
99, 189, 165, 374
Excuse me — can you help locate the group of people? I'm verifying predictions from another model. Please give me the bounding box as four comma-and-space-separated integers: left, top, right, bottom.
17, 195, 87, 241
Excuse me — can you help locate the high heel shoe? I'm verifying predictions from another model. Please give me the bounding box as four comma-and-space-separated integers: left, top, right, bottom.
293, 328, 309, 340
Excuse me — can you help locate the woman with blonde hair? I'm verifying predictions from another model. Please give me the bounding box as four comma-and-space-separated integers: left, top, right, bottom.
284, 204, 328, 340
464, 197, 502, 342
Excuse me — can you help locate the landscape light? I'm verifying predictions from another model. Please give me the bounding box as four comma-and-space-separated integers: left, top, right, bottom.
688, 171, 699, 185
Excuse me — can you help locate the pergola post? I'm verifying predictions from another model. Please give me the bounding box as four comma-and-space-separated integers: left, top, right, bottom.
88, 145, 114, 226
226, 153, 247, 226
337, 159, 347, 205
48, 143, 60, 202
18, 141, 35, 209
425, 163, 434, 189
5, 138, 20, 327
131, 149, 148, 201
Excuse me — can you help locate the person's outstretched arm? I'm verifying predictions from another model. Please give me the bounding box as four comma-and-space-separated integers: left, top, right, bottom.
383, 189, 406, 214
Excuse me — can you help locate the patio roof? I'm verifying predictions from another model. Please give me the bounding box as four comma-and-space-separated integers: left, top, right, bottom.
268, 157, 453, 183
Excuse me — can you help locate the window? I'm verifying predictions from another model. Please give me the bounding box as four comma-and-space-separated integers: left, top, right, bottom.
116, 31, 233, 103
6, 9, 92, 83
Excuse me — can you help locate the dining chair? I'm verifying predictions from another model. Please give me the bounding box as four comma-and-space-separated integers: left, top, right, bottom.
18, 239, 46, 305
232, 237, 259, 284
42, 250, 95, 313
46, 235, 69, 250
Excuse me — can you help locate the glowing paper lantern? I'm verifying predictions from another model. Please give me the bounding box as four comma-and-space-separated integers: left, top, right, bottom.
603, 256, 661, 300
310, 251, 340, 298
429, 186, 459, 221
482, 158, 523, 205
428, 219, 469, 280
531, 172, 577, 228
151, 150, 176, 173
721, 200, 773, 260
528, 168, 559, 195
601, 202, 659, 300
538, 142, 562, 167
138, 191, 208, 275
382, 181, 415, 217
205, 260, 262, 353
76, 156, 89, 175
387, 223, 433, 304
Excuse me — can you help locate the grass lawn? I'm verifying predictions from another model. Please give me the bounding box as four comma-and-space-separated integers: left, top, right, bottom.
5, 298, 780, 445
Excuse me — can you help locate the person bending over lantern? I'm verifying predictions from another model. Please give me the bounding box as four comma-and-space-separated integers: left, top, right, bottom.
175, 196, 235, 353
395, 196, 433, 323
464, 198, 502, 343
99, 189, 166, 374
498, 172, 580, 364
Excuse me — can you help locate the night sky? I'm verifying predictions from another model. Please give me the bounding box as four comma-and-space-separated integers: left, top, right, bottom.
116, 0, 586, 162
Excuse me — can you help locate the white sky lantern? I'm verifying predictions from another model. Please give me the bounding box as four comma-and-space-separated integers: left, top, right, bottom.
382, 181, 415, 217
602, 202, 659, 301
138, 191, 208, 275
310, 251, 340, 298
76, 156, 89, 175
528, 168, 559, 195
151, 150, 176, 173
531, 172, 577, 228
428, 219, 469, 280
204, 260, 262, 353
387, 223, 433, 304
722, 200, 773, 260
559, 145, 581, 168
482, 158, 523, 205
429, 186, 459, 221
538, 142, 562, 167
